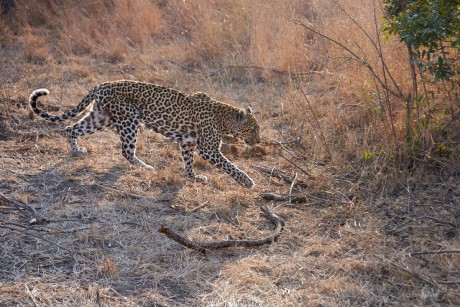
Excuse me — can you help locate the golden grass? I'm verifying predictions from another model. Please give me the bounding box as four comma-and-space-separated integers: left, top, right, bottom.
0, 0, 459, 306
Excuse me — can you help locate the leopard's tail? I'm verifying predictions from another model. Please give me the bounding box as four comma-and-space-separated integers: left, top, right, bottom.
29, 89, 94, 122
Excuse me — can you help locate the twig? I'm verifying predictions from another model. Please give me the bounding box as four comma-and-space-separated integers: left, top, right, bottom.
260, 193, 308, 204
441, 110, 460, 132
386, 219, 414, 235
333, 0, 403, 98
374, 254, 438, 287
3, 221, 93, 235
288, 173, 297, 206
0, 193, 40, 224
0, 225, 73, 254
293, 77, 333, 161
437, 280, 460, 285
189, 201, 210, 212
253, 165, 308, 187
265, 138, 314, 178
96, 289, 102, 307
293, 19, 404, 99
158, 206, 284, 252
411, 250, 460, 256
418, 215, 456, 228
95, 184, 171, 203
279, 152, 313, 179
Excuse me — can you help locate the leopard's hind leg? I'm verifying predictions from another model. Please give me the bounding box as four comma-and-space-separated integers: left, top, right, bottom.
112, 103, 154, 170
65, 106, 113, 155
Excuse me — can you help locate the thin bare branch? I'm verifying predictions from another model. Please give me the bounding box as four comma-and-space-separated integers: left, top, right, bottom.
0, 225, 73, 254
0, 193, 41, 224
334, 0, 403, 97
293, 19, 404, 99
253, 164, 309, 187
293, 77, 333, 160
288, 173, 297, 206
411, 250, 460, 256
374, 254, 437, 287
189, 201, 210, 212
95, 184, 172, 203
418, 215, 456, 228
260, 193, 308, 204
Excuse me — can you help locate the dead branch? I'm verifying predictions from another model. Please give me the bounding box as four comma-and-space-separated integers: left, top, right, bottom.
293, 19, 404, 99
0, 224, 73, 254
293, 77, 333, 161
158, 206, 284, 252
437, 280, 460, 285
95, 184, 172, 203
189, 201, 209, 212
418, 215, 457, 228
288, 173, 297, 206
253, 165, 308, 187
0, 193, 41, 224
411, 250, 460, 256
265, 139, 314, 179
374, 254, 437, 287
260, 193, 308, 204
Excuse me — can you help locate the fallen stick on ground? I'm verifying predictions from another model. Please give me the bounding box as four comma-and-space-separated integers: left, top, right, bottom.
253, 165, 308, 188
411, 250, 460, 256
158, 206, 284, 252
0, 224, 73, 254
374, 254, 438, 287
260, 193, 308, 204
95, 184, 172, 203
189, 201, 210, 212
0, 193, 41, 224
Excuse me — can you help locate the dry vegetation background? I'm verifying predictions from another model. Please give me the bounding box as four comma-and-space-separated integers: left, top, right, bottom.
0, 0, 459, 306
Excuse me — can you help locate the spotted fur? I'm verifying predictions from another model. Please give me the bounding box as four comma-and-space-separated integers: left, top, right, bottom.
29, 80, 260, 188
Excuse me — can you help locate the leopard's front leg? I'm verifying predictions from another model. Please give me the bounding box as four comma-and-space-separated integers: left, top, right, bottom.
197, 140, 254, 188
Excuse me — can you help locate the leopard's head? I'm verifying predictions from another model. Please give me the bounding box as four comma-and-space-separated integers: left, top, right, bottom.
191, 92, 261, 146
234, 107, 260, 146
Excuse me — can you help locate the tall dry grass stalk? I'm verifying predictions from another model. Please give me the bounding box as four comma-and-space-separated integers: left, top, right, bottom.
6, 0, 165, 60
122, 1, 318, 70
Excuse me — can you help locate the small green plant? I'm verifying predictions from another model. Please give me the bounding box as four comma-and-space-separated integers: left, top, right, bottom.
382, 0, 460, 155
362, 150, 375, 160
383, 0, 460, 82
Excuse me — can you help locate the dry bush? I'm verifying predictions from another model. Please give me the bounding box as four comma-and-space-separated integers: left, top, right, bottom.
4, 0, 165, 60
21, 27, 50, 64
165, 0, 315, 72
278, 0, 459, 182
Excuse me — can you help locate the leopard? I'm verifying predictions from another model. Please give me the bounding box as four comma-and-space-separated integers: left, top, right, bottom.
29, 80, 260, 188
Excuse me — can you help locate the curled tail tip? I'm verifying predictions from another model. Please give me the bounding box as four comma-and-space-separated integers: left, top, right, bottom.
32, 88, 50, 97
29, 88, 50, 101
29, 89, 50, 119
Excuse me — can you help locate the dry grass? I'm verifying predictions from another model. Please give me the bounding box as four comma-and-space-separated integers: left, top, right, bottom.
1, 0, 459, 306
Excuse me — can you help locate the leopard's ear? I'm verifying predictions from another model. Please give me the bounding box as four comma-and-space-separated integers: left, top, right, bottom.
236, 109, 248, 125
246, 106, 253, 114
